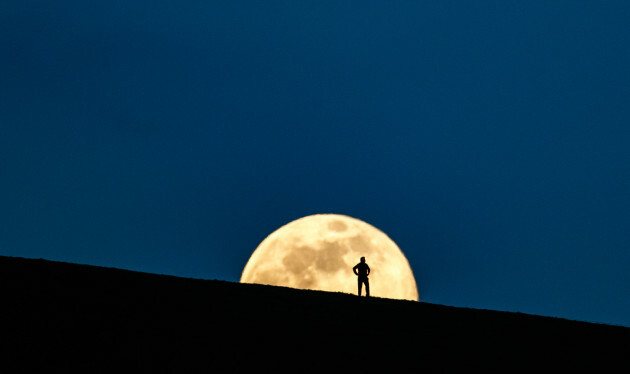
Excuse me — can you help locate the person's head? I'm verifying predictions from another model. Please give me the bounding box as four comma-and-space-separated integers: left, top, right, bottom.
360, 257, 365, 263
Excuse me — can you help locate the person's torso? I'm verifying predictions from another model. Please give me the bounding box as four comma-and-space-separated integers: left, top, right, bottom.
356, 263, 369, 277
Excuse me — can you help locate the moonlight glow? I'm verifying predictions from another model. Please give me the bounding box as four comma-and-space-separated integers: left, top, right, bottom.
241, 214, 419, 301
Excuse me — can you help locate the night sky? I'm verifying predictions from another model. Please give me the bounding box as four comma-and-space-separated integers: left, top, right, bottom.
2, 1, 629, 327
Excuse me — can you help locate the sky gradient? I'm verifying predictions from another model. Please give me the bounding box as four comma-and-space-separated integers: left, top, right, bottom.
2, 1, 629, 326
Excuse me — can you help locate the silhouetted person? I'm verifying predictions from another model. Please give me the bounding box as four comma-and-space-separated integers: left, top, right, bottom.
353, 257, 370, 297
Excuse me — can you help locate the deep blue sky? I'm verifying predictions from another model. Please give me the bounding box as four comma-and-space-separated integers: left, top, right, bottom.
2, 1, 629, 326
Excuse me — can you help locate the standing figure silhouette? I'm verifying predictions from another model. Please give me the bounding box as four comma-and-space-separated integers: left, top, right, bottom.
353, 257, 371, 297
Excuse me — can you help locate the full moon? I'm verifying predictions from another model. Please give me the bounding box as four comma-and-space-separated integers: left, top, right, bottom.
241, 214, 419, 301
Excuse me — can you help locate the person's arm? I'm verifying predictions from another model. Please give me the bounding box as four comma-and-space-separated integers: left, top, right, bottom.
366, 264, 370, 276
353, 264, 359, 275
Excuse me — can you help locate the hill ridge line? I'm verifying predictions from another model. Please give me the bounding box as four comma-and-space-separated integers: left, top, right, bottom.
2, 254, 627, 329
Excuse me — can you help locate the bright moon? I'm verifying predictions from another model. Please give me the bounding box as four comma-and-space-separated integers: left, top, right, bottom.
241, 214, 419, 301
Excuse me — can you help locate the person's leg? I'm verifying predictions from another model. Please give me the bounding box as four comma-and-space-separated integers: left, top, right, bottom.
357, 278, 362, 296
365, 278, 370, 297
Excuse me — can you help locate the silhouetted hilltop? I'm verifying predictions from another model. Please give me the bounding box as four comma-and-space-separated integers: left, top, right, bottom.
2, 255, 628, 373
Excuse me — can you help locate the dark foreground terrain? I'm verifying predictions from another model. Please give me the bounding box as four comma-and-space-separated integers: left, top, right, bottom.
2, 256, 628, 373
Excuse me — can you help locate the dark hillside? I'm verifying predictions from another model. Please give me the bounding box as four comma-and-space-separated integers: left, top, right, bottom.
2, 256, 628, 373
